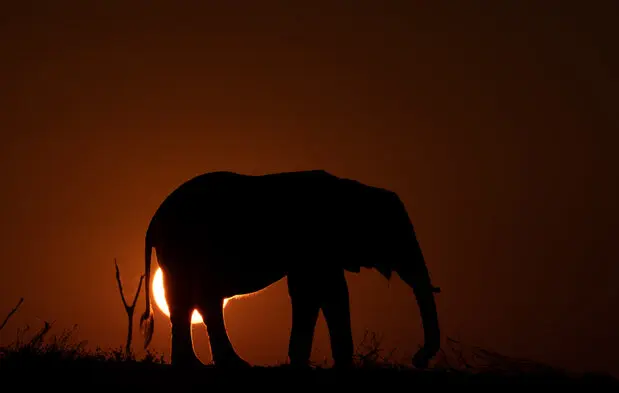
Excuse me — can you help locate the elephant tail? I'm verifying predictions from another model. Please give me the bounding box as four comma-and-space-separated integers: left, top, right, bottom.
140, 227, 155, 349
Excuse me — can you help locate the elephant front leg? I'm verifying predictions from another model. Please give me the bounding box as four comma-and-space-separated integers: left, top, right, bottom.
198, 298, 250, 368
287, 272, 320, 367
288, 297, 320, 367
321, 268, 354, 369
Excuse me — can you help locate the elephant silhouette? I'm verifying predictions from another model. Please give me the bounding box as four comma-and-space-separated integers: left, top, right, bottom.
140, 170, 441, 369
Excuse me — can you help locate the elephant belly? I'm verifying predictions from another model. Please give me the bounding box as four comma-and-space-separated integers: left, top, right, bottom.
197, 254, 289, 299
152, 193, 328, 299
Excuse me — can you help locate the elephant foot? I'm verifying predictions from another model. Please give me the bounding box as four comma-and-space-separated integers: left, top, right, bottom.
213, 355, 251, 369
411, 346, 437, 369
171, 356, 205, 369
286, 360, 313, 370
333, 359, 354, 370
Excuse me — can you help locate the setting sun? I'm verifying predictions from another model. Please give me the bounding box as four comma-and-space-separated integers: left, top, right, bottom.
153, 267, 229, 324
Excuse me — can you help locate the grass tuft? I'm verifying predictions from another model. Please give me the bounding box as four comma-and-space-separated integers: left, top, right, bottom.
1, 321, 617, 388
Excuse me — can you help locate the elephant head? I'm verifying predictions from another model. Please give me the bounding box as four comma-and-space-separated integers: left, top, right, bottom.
339, 180, 441, 368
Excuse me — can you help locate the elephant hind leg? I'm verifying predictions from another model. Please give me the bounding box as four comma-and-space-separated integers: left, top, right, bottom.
287, 273, 320, 367
320, 269, 354, 369
197, 298, 249, 368
169, 301, 202, 367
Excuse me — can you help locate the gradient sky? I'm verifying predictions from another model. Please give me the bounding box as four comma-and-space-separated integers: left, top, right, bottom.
1, 1, 617, 376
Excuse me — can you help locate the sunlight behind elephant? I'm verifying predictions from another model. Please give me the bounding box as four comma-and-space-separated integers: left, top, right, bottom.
153, 267, 230, 324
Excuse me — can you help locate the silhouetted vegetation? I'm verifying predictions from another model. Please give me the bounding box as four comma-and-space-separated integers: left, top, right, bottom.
114, 258, 145, 357
1, 267, 616, 387
0, 297, 23, 332
1, 317, 617, 387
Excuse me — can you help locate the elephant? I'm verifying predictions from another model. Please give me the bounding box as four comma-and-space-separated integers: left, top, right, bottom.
140, 169, 441, 369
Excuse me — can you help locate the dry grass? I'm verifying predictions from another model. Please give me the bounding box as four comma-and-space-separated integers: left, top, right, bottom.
0, 320, 165, 367
1, 285, 616, 387
1, 320, 616, 388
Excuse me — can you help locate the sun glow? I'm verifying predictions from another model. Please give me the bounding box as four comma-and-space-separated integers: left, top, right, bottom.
153, 267, 230, 324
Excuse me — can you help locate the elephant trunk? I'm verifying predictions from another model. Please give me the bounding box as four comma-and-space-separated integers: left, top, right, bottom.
395, 237, 441, 369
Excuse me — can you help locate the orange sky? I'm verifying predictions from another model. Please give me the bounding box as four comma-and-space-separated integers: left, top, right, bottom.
0, 1, 617, 376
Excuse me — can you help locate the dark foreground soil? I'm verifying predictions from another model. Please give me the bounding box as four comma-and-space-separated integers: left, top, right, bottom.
2, 326, 617, 390
1, 355, 617, 390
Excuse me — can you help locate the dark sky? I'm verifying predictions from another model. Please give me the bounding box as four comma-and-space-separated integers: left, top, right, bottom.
1, 1, 617, 376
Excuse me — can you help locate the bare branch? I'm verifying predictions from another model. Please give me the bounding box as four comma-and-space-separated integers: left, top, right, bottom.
0, 297, 24, 331
114, 258, 144, 357
130, 275, 145, 309
114, 258, 129, 309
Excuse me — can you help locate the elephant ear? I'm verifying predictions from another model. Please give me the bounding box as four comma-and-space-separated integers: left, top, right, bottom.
343, 263, 361, 273
376, 263, 392, 280
342, 260, 392, 280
